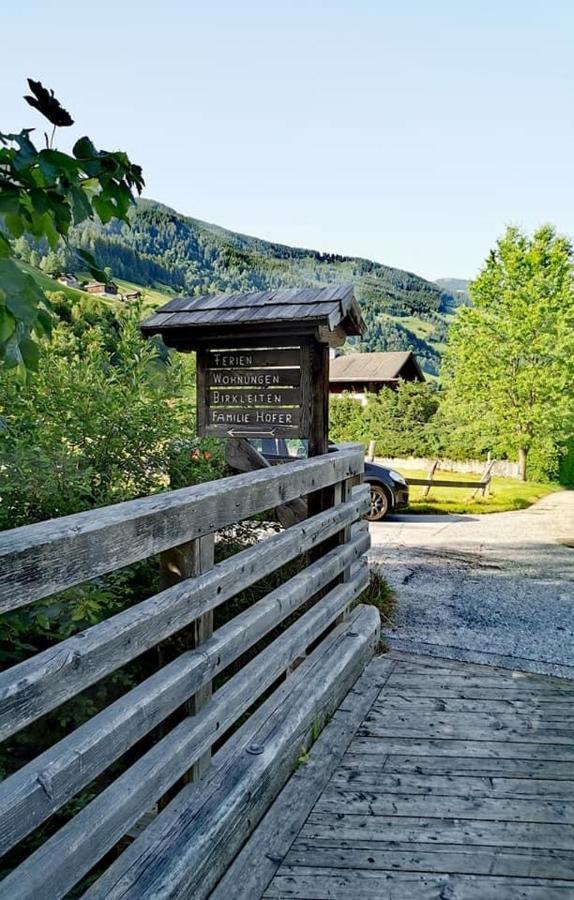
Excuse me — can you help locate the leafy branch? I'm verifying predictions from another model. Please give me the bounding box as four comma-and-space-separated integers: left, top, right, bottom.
0, 79, 144, 376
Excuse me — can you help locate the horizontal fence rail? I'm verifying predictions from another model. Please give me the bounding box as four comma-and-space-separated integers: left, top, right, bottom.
0, 445, 376, 899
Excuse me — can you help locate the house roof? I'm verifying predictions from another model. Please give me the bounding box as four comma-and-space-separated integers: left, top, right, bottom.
140, 283, 365, 347
329, 351, 425, 383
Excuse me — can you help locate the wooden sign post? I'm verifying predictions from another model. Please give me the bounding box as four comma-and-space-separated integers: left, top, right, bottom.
141, 283, 365, 460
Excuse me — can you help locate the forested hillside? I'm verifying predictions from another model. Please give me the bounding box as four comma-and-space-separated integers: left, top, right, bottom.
65, 200, 456, 374
12, 200, 458, 374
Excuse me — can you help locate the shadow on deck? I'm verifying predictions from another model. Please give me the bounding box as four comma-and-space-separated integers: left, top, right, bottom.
215, 651, 574, 900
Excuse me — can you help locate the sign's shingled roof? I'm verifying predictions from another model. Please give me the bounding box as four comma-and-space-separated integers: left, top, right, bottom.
141, 283, 365, 338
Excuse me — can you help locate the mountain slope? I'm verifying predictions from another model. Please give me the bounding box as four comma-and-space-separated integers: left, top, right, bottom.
69, 199, 455, 374
435, 277, 470, 309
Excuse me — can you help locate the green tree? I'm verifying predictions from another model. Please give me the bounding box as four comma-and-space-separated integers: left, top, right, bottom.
40, 249, 61, 276
329, 382, 439, 457
0, 303, 197, 527
13, 236, 31, 262
441, 225, 574, 479
0, 79, 144, 375
364, 382, 439, 457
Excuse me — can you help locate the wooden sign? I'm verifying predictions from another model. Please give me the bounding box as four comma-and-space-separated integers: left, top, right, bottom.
197, 347, 305, 438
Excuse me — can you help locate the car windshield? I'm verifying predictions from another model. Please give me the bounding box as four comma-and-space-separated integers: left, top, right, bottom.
249, 438, 308, 459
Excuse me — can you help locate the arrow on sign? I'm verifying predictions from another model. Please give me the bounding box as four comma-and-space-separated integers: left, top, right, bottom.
226, 428, 279, 437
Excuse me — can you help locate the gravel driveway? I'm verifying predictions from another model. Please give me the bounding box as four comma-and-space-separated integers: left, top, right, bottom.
369, 490, 574, 678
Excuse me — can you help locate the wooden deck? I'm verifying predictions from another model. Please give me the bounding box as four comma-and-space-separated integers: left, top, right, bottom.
216, 651, 574, 899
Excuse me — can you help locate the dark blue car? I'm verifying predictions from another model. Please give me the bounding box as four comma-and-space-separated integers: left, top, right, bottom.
252, 439, 409, 521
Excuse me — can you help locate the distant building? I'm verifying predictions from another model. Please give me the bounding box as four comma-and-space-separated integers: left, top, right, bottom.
329, 351, 425, 403
85, 281, 119, 296
57, 273, 80, 289
122, 290, 142, 301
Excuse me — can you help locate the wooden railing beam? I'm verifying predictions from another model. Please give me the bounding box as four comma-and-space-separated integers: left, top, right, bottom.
0, 537, 370, 857
0, 488, 369, 744
0, 446, 364, 613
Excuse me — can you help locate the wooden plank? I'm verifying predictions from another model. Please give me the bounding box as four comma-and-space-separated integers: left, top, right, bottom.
385, 650, 563, 679
84, 605, 379, 900
409, 477, 488, 489
209, 658, 397, 900
0, 534, 369, 857
263, 867, 574, 899
206, 407, 301, 437
0, 444, 364, 612
330, 769, 574, 799
206, 348, 300, 368
0, 590, 375, 899
301, 813, 574, 851
208, 387, 301, 407
340, 752, 574, 780
0, 488, 369, 742
284, 841, 574, 879
373, 695, 574, 717
385, 673, 574, 693
358, 711, 574, 743
348, 736, 574, 760
208, 367, 301, 388
385, 651, 574, 685
382, 685, 574, 701
314, 787, 574, 824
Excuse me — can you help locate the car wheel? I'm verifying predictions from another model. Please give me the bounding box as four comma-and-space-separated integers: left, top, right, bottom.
366, 483, 390, 521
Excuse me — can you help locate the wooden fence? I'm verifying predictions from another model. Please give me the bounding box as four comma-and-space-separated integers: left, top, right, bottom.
407, 458, 496, 498
0, 444, 378, 899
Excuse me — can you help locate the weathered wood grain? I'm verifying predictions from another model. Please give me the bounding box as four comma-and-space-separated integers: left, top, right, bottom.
284, 841, 574, 880
0, 489, 368, 742
208, 368, 301, 388
385, 673, 574, 692
263, 867, 574, 899
84, 605, 379, 900
340, 752, 574, 780
373, 695, 574, 716
207, 407, 301, 434
0, 444, 364, 612
0, 537, 369, 857
314, 787, 574, 824
301, 814, 574, 851
209, 658, 397, 900
206, 348, 301, 367
0, 584, 373, 899
208, 387, 301, 408
348, 736, 574, 760
262, 651, 574, 900
358, 710, 574, 744
330, 769, 574, 798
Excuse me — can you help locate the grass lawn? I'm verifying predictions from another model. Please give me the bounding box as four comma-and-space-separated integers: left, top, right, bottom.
396, 468, 560, 515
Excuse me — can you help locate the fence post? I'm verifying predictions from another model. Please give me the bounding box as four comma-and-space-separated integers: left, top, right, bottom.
159, 533, 215, 781
472, 458, 496, 499
367, 440, 376, 462
422, 459, 439, 498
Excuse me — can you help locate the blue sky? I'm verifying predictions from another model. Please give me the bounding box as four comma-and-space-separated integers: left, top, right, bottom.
3, 0, 573, 281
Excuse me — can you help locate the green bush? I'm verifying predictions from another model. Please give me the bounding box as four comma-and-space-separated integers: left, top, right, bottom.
329, 382, 439, 457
